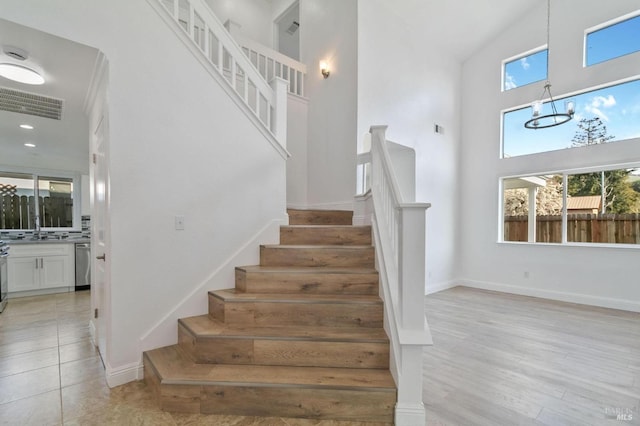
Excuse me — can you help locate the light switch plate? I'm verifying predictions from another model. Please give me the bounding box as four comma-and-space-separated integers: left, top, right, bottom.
175, 215, 185, 230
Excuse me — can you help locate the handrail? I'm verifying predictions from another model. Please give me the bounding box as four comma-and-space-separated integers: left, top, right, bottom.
228, 30, 306, 98
150, 0, 287, 149
362, 125, 432, 425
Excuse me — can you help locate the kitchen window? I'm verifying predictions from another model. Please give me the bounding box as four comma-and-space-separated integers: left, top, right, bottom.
0, 171, 79, 231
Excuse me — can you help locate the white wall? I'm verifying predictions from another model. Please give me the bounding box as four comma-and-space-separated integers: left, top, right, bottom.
357, 0, 462, 292
460, 0, 640, 311
286, 94, 309, 208
204, 0, 274, 47
300, 0, 358, 210
1, 0, 287, 381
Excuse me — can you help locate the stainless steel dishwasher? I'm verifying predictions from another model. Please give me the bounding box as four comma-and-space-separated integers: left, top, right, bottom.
75, 242, 91, 290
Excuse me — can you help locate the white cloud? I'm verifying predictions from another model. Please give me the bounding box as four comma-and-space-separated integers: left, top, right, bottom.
583, 95, 616, 121
584, 105, 609, 121
519, 57, 530, 70
591, 95, 616, 108
504, 73, 517, 90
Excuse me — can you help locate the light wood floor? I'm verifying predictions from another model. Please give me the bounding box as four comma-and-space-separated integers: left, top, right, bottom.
1, 288, 639, 425
423, 287, 640, 425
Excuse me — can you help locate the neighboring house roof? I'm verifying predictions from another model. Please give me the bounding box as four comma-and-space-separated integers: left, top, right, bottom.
567, 195, 601, 210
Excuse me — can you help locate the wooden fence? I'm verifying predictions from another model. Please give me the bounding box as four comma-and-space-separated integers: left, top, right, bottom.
0, 195, 73, 229
505, 213, 640, 244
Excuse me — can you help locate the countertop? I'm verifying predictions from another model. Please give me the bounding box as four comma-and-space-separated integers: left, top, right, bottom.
2, 237, 90, 245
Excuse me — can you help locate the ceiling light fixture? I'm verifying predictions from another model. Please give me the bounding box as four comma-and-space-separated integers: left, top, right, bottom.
24, 143, 36, 148
0, 63, 45, 85
20, 124, 34, 130
524, 0, 574, 129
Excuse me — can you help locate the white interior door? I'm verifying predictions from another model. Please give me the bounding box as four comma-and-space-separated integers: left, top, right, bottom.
89, 56, 110, 363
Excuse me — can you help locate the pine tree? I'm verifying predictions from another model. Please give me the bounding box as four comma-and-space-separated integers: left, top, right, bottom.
568, 118, 638, 213
570, 117, 614, 147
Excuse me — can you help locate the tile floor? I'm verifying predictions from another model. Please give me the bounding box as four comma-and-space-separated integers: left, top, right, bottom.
0, 291, 391, 426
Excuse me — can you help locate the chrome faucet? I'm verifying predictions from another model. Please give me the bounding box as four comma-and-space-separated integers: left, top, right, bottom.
34, 215, 41, 239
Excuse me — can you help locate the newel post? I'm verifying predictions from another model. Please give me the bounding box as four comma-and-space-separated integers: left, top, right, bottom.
398, 205, 429, 329
271, 77, 288, 150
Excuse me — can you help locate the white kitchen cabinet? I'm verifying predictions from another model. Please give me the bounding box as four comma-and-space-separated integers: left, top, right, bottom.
8, 243, 74, 295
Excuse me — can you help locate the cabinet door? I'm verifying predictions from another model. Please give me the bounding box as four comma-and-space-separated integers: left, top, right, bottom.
41, 256, 71, 289
8, 257, 40, 292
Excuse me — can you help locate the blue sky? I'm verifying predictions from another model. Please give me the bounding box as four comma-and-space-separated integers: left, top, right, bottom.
502, 14, 640, 158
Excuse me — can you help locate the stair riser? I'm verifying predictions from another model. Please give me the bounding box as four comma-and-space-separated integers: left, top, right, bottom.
288, 209, 353, 226
179, 323, 389, 369
236, 268, 379, 295
209, 295, 383, 328
152, 381, 395, 422
280, 226, 372, 246
201, 386, 394, 421
261, 246, 375, 268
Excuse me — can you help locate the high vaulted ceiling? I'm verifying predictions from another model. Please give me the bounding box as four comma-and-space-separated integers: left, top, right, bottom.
382, 0, 539, 61
0, 0, 539, 174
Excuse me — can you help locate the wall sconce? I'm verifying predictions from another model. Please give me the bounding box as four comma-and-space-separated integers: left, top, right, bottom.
320, 60, 330, 79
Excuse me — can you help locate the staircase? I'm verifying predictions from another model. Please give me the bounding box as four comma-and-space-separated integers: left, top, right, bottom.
143, 209, 396, 422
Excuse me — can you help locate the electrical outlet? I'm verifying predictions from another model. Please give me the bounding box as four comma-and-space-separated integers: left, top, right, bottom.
175, 215, 185, 230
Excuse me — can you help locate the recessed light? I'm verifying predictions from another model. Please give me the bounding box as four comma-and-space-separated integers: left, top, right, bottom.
0, 63, 45, 85
24, 143, 36, 148
20, 124, 34, 130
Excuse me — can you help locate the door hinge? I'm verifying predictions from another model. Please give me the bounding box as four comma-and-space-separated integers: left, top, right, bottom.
94, 308, 99, 319
92, 153, 97, 164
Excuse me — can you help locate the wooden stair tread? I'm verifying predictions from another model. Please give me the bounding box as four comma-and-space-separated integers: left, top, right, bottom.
262, 244, 372, 249
237, 265, 377, 274
179, 315, 388, 342
210, 289, 382, 304
282, 225, 369, 229
145, 345, 395, 391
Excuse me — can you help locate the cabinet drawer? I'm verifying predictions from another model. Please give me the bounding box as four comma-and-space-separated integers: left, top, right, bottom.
9, 243, 72, 258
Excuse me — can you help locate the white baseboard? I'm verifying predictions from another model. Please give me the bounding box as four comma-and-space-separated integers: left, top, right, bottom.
459, 279, 640, 313
106, 361, 144, 388
395, 402, 426, 426
425, 280, 457, 295
89, 319, 97, 346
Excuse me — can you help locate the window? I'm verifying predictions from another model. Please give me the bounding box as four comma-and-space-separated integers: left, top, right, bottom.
503, 174, 563, 243
586, 13, 640, 66
501, 166, 640, 245
0, 171, 79, 231
502, 78, 640, 158
503, 48, 547, 91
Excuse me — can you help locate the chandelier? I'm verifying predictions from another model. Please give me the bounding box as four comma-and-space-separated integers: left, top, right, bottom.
524, 0, 574, 129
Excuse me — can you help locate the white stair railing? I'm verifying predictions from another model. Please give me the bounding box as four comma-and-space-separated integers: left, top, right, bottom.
224, 25, 306, 98
148, 0, 287, 150
358, 125, 432, 425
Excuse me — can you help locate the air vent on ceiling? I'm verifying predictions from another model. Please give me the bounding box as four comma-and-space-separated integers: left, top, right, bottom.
0, 87, 63, 120
3, 46, 29, 61
285, 21, 299, 35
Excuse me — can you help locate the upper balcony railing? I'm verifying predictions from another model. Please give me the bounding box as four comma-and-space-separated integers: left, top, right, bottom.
150, 0, 287, 150
225, 24, 306, 98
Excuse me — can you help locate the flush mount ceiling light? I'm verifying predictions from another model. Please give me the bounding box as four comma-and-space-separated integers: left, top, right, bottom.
524, 0, 574, 129
0, 46, 45, 85
20, 124, 34, 130
24, 143, 36, 148
0, 63, 45, 85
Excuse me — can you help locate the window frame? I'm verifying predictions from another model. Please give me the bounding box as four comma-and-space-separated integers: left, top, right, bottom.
501, 45, 547, 92
584, 10, 640, 67
499, 162, 640, 248
501, 75, 640, 159
0, 167, 82, 233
